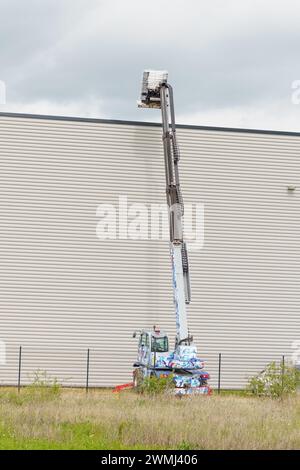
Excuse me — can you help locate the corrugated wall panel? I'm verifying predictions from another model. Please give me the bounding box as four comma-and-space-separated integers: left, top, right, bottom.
0, 114, 300, 388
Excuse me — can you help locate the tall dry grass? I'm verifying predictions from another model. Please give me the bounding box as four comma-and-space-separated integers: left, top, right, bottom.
0, 388, 299, 449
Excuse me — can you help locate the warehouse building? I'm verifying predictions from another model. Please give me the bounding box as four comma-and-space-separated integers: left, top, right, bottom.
0, 112, 299, 389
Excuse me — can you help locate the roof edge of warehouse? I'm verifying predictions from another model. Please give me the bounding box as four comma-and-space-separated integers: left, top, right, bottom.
1, 111, 300, 137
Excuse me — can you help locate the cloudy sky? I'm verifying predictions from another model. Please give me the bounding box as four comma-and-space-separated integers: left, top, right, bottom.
1, 0, 300, 131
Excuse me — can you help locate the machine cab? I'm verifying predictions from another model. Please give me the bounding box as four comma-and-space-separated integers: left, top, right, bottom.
134, 327, 169, 367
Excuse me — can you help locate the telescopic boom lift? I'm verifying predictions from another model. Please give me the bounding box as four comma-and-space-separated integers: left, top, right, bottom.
133, 71, 210, 395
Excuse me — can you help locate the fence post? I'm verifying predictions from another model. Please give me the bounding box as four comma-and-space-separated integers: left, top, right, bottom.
18, 346, 22, 393
281, 354, 285, 393
86, 348, 90, 393
218, 353, 222, 394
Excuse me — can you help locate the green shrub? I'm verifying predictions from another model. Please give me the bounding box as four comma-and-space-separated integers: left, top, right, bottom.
138, 374, 175, 395
20, 370, 61, 402
0, 371, 61, 406
27, 370, 61, 399
247, 361, 300, 398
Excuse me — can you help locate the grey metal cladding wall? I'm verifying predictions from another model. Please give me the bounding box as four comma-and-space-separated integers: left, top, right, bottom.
0, 114, 300, 389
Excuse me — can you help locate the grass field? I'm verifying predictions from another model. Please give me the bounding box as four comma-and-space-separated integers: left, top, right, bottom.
0, 387, 299, 450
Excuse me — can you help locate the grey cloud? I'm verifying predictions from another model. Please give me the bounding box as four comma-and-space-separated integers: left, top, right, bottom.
1, 0, 300, 128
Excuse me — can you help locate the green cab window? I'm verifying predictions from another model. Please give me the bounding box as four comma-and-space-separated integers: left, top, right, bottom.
151, 336, 169, 353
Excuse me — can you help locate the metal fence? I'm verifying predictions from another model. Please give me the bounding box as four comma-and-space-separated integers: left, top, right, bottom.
8, 345, 293, 393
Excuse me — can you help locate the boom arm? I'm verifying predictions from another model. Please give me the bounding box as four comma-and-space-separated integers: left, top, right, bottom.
138, 71, 192, 347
